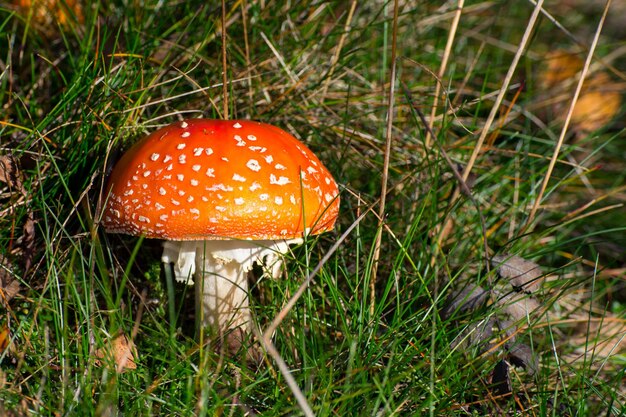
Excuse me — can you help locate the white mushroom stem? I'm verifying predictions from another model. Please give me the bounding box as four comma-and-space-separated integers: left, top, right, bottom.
161, 238, 302, 344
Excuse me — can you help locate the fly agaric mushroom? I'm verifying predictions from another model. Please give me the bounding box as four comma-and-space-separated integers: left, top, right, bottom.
101, 119, 339, 354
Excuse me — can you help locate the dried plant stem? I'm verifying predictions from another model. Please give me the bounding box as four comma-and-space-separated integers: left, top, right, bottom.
524, 0, 611, 229
241, 0, 253, 103
253, 326, 314, 417
321, 0, 358, 97
424, 0, 464, 148
434, 0, 544, 255
221, 0, 229, 120
258, 208, 371, 417
368, 0, 399, 317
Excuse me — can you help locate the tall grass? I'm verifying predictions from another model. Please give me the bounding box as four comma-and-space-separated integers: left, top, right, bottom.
1, 1, 625, 415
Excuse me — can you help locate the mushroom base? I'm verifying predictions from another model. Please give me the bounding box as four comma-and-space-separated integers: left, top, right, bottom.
161, 238, 302, 353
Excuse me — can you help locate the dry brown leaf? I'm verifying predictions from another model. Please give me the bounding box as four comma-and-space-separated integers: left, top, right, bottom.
538, 52, 583, 89
490, 359, 511, 397
0, 156, 24, 193
12, 0, 84, 36
572, 317, 626, 357
570, 72, 623, 133
0, 155, 35, 274
537, 51, 622, 133
497, 292, 541, 322
507, 343, 538, 376
0, 256, 21, 306
95, 334, 138, 373
492, 254, 544, 293
0, 324, 10, 354
442, 281, 489, 318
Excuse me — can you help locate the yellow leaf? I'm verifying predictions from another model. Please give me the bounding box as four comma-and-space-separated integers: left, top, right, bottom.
95, 334, 138, 373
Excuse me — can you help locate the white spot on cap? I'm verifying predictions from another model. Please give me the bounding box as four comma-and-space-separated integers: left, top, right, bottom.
132, 175, 139, 181
150, 153, 160, 161
178, 190, 186, 196
142, 184, 148, 189
206, 168, 215, 177
187, 196, 194, 202
201, 196, 209, 202
246, 159, 261, 172
193, 148, 204, 156
270, 174, 291, 185
275, 163, 286, 170
234, 135, 245, 146
205, 148, 213, 155
138, 216, 150, 223
234, 197, 244, 205
190, 179, 199, 186
171, 199, 181, 206
209, 217, 218, 223
163, 155, 172, 163
112, 209, 121, 218
177, 143, 186, 150
192, 164, 201, 172
181, 121, 188, 128
265, 155, 274, 164
190, 208, 200, 215
215, 206, 226, 212
307, 166, 318, 174
325, 177, 331, 185
143, 170, 152, 177
221, 157, 229, 162
207, 184, 233, 192
259, 194, 269, 201
249, 146, 266, 152
181, 131, 190, 138
159, 214, 168, 221
166, 164, 173, 171
123, 189, 134, 196
290, 195, 296, 205
275, 196, 283, 205
233, 122, 242, 128
249, 182, 261, 191
159, 187, 167, 195
155, 203, 165, 210
177, 174, 184, 181
247, 135, 257, 141
280, 229, 288, 235
325, 193, 333, 202
179, 154, 187, 164
232, 173, 246, 182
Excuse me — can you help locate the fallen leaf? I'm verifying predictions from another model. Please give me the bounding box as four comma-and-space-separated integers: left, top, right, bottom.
492, 254, 544, 293
490, 359, 511, 397
0, 155, 35, 274
537, 51, 622, 133
450, 317, 495, 354
0, 324, 10, 354
496, 292, 541, 322
12, 0, 84, 36
0, 156, 24, 193
0, 256, 21, 306
506, 343, 538, 376
569, 72, 623, 133
95, 334, 138, 373
442, 281, 489, 318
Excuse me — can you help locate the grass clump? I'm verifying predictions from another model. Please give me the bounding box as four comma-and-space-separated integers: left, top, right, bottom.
1, 1, 625, 415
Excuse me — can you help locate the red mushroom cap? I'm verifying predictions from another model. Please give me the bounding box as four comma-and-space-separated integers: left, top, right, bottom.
101, 119, 340, 240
